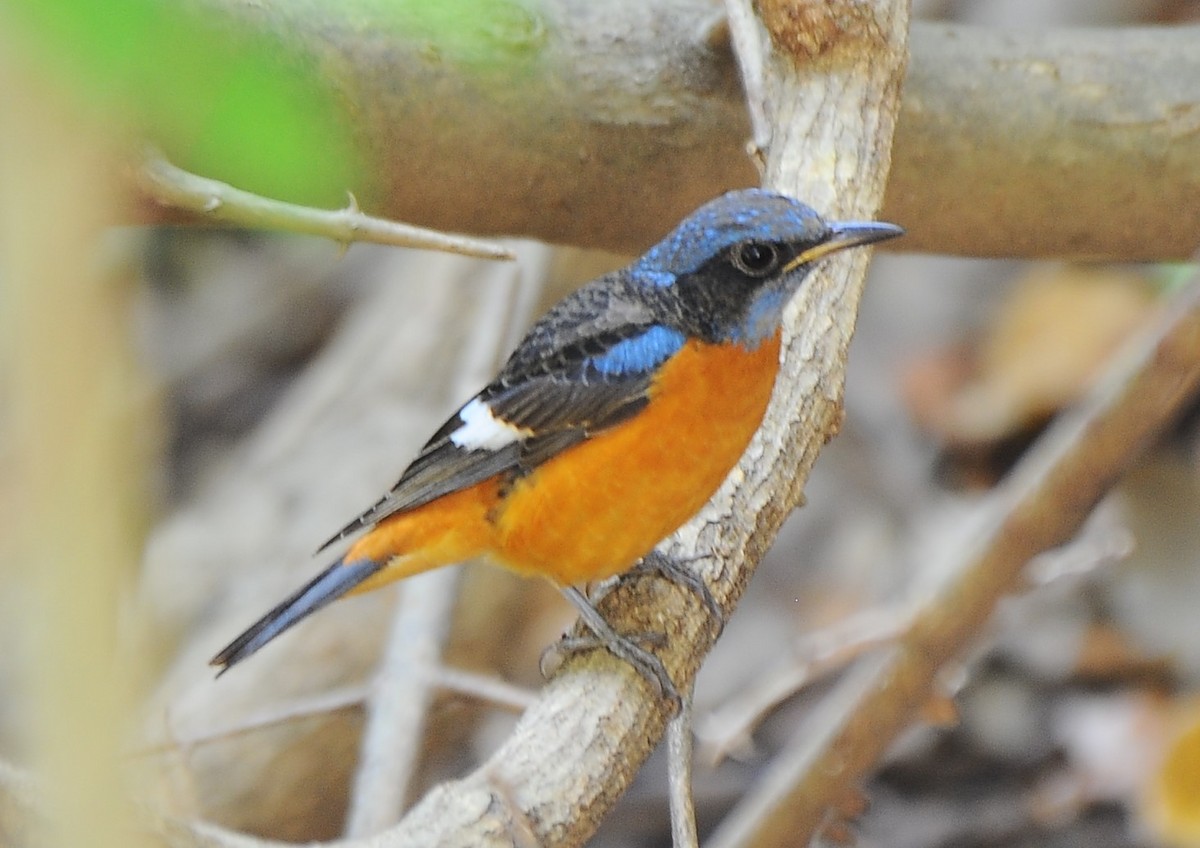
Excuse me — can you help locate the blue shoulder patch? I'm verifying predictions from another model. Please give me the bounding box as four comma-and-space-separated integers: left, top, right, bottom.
588, 325, 686, 377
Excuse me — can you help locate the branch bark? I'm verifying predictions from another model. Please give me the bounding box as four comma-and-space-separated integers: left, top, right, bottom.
125, 3, 1200, 847
706, 264, 1200, 848
138, 1, 1200, 260
1, 41, 154, 848
143, 0, 909, 845
137, 244, 559, 842
331, 1, 909, 845
344, 243, 546, 838
138, 156, 513, 260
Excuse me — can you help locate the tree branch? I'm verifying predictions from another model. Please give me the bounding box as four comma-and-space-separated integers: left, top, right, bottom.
706, 270, 1200, 848
667, 690, 700, 848
129, 4, 1200, 847
138, 155, 513, 260
344, 241, 545, 837
346, 0, 910, 845
134, 1, 1200, 260
144, 0, 909, 844
138, 244, 559, 842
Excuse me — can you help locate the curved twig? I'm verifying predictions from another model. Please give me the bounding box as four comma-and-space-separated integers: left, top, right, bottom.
138, 155, 514, 260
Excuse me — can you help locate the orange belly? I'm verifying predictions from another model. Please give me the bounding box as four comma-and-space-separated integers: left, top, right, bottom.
491, 332, 781, 585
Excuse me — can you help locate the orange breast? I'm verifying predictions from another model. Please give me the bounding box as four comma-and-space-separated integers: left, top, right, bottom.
491, 332, 782, 585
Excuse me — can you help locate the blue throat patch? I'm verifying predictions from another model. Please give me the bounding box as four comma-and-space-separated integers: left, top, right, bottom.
728, 286, 789, 346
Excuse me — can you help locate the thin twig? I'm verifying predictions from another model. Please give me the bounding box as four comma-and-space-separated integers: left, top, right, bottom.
430, 666, 539, 713
721, 0, 771, 165
138, 155, 514, 261
136, 683, 370, 758
696, 605, 911, 766
667, 686, 699, 848
344, 572, 461, 836
134, 666, 537, 760
343, 243, 547, 836
707, 274, 1200, 848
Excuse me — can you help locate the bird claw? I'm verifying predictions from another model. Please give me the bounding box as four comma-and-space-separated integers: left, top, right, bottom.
632, 550, 725, 634
551, 587, 682, 710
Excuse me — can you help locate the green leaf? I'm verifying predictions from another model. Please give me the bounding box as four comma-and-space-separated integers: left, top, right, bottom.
8, 0, 363, 205
375, 0, 547, 68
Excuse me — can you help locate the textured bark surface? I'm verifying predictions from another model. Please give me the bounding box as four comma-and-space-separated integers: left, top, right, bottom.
139, 2, 1200, 259
348, 0, 911, 845
142, 0, 910, 844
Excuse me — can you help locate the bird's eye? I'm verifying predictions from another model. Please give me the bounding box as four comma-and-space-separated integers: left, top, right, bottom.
731, 241, 779, 277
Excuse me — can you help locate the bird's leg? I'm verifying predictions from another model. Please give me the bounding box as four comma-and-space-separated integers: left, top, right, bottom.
632, 550, 725, 634
550, 586, 681, 708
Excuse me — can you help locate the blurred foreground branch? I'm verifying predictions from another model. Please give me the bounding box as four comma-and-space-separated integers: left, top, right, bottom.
0, 760, 39, 847
131, 2, 1200, 260
0, 38, 154, 848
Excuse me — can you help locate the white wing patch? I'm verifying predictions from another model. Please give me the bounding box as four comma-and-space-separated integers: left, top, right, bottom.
449, 397, 531, 451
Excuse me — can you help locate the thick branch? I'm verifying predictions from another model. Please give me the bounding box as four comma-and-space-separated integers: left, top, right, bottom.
141, 2, 1199, 259
706, 268, 1200, 848
353, 1, 910, 845
146, 1, 908, 846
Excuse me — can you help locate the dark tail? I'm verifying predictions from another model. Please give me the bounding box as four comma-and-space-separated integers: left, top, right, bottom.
211, 557, 382, 674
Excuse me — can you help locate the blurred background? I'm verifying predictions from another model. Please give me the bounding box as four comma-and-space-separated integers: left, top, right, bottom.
2, 0, 1200, 846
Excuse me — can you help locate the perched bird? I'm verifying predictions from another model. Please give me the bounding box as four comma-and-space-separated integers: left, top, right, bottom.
212, 189, 902, 695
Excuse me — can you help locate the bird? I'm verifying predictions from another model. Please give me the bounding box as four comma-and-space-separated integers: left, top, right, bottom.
211, 188, 902, 698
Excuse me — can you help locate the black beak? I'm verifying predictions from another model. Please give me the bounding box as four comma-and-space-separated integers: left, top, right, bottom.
785, 219, 904, 271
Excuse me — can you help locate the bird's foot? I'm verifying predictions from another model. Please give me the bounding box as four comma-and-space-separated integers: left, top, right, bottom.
546, 586, 681, 710
632, 550, 725, 635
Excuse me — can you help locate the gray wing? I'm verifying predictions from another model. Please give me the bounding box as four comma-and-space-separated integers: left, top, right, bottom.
315, 281, 675, 553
